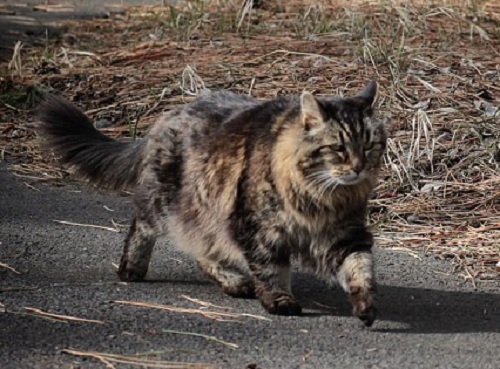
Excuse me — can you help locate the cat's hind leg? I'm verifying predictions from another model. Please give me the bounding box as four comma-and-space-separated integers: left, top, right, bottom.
243, 236, 302, 315
194, 232, 255, 298
197, 256, 255, 299
118, 214, 157, 282
337, 249, 377, 327
250, 261, 302, 316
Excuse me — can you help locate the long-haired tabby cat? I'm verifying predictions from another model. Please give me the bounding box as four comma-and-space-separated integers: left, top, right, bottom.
38, 81, 387, 326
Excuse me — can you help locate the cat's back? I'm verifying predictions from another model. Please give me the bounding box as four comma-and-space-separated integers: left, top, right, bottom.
184, 90, 259, 124
147, 90, 258, 147
199, 89, 257, 108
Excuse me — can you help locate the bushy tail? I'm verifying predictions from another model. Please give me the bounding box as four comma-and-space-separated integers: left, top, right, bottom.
37, 95, 145, 190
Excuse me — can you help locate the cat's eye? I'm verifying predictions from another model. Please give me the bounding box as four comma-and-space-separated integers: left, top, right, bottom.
365, 142, 383, 151
363, 142, 374, 151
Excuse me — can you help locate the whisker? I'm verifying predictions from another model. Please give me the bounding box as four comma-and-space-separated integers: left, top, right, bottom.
302, 172, 328, 212
304, 172, 330, 189
318, 177, 337, 199
305, 171, 328, 181
327, 179, 339, 196
303, 170, 342, 202
311, 174, 331, 191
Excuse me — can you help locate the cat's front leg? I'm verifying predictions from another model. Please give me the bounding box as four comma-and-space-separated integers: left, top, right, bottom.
337, 250, 376, 327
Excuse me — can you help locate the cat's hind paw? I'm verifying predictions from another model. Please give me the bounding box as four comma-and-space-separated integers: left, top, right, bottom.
117, 260, 148, 282
260, 292, 303, 316
222, 282, 256, 299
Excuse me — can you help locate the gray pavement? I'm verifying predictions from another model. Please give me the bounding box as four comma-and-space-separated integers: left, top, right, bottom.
1, 162, 499, 369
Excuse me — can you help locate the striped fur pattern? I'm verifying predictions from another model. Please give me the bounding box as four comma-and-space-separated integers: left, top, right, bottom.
37, 82, 386, 326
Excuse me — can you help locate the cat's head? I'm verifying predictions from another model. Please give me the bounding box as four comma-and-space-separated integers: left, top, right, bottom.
294, 81, 387, 191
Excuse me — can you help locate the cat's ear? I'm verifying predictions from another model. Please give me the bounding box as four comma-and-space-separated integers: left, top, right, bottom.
300, 91, 324, 131
356, 80, 378, 107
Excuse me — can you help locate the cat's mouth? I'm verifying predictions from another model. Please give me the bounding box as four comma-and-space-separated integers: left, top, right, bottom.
305, 169, 368, 194
337, 171, 367, 186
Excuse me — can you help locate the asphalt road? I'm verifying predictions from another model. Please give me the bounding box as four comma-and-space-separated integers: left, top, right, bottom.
1, 161, 499, 369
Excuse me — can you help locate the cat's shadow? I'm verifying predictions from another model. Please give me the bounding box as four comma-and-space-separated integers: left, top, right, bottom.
147, 270, 499, 334
293, 273, 500, 334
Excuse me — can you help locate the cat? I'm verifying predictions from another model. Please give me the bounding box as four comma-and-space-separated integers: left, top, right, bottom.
37, 81, 387, 326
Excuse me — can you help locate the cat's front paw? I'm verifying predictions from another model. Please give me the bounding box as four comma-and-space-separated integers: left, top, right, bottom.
259, 292, 303, 316
350, 286, 376, 327
117, 259, 148, 282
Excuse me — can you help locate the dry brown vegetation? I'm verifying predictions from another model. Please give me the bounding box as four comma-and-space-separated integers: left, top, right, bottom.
1, 0, 499, 285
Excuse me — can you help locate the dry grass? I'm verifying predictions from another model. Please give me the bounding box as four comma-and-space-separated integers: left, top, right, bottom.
0, 0, 499, 284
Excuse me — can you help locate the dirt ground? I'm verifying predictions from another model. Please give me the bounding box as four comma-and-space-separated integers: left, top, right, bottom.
1, 2, 180, 59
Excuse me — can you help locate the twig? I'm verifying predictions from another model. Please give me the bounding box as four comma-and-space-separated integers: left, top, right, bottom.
98, 357, 117, 369
0, 286, 38, 293
246, 49, 340, 65
463, 266, 478, 289
23, 307, 106, 324
15, 311, 66, 323
162, 329, 239, 349
53, 220, 120, 233
0, 262, 22, 275
114, 300, 271, 322
23, 182, 40, 191
310, 300, 337, 311
62, 349, 215, 368
8, 41, 23, 76
178, 295, 232, 310
248, 77, 256, 96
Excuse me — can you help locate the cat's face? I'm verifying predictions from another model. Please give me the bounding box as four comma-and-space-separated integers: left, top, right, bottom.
296, 82, 387, 192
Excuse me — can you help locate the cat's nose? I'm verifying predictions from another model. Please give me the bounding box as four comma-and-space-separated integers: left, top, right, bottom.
351, 157, 364, 174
